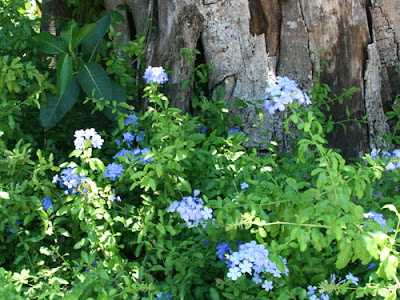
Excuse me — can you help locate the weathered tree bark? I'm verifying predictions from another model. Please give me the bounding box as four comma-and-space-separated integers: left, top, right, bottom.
106, 0, 400, 159
40, 0, 74, 35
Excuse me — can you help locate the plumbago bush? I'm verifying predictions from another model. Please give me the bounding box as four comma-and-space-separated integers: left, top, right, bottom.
1, 14, 400, 300
2, 64, 400, 300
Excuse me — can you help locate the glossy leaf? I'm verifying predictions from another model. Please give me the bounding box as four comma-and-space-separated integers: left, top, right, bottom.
77, 62, 111, 101
60, 19, 77, 51
33, 32, 68, 55
103, 80, 127, 121
56, 54, 73, 96
72, 23, 96, 49
40, 76, 80, 130
82, 14, 111, 62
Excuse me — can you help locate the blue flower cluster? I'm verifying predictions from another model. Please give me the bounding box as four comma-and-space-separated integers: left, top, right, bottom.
42, 196, 54, 212
52, 168, 86, 194
228, 128, 246, 136
369, 148, 400, 170
74, 128, 104, 150
364, 211, 388, 231
108, 194, 121, 202
122, 131, 145, 147
264, 76, 311, 115
167, 190, 214, 227
6, 220, 22, 234
125, 113, 139, 127
113, 148, 153, 164
103, 163, 125, 181
143, 66, 168, 84
218, 240, 289, 292
196, 124, 207, 134
155, 292, 172, 299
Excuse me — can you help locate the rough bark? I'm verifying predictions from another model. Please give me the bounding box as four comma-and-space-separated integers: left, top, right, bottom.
40, 0, 74, 35
104, 0, 400, 158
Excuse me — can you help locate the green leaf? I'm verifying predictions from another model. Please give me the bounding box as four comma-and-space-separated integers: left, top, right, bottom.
180, 79, 191, 91
72, 23, 95, 49
40, 76, 80, 130
56, 54, 73, 96
156, 223, 166, 235
103, 80, 127, 121
60, 19, 77, 51
77, 62, 111, 101
155, 162, 163, 178
74, 238, 87, 250
210, 288, 220, 300
82, 14, 111, 61
336, 237, 352, 269
33, 32, 68, 55
345, 106, 350, 118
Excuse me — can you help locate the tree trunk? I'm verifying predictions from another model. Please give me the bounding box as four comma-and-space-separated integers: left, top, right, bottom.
107, 0, 400, 159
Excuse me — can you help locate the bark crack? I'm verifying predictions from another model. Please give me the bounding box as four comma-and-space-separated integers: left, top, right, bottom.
298, 0, 312, 69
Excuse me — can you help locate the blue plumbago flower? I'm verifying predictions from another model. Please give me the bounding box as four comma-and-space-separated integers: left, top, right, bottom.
364, 211, 387, 231
42, 196, 54, 212
168, 190, 213, 227
220, 240, 289, 292
139, 148, 153, 163
136, 131, 146, 142
370, 148, 380, 159
123, 132, 135, 148
264, 76, 311, 114
143, 66, 168, 84
227, 266, 242, 281
6, 220, 22, 234
53, 168, 86, 195
309, 295, 318, 300
216, 242, 233, 261
104, 163, 125, 181
345, 273, 359, 286
368, 263, 376, 269
125, 113, 139, 127
121, 131, 146, 147
386, 162, 396, 170
196, 124, 207, 134
393, 149, 400, 159
228, 128, 246, 136
155, 292, 172, 299
109, 194, 121, 202
320, 294, 330, 300
262, 280, 274, 292
74, 128, 104, 150
115, 138, 121, 146
307, 285, 317, 296
240, 182, 249, 190
382, 150, 392, 159
228, 128, 240, 134
239, 260, 253, 274
113, 148, 152, 164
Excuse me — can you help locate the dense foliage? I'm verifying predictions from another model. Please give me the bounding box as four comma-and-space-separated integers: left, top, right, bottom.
1, 1, 400, 299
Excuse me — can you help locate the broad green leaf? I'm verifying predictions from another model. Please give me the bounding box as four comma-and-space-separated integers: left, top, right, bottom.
60, 19, 77, 51
82, 14, 111, 61
103, 80, 127, 121
210, 288, 220, 300
72, 23, 96, 49
56, 54, 73, 96
33, 32, 68, 55
156, 223, 166, 235
40, 76, 80, 130
336, 237, 352, 269
77, 62, 111, 101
